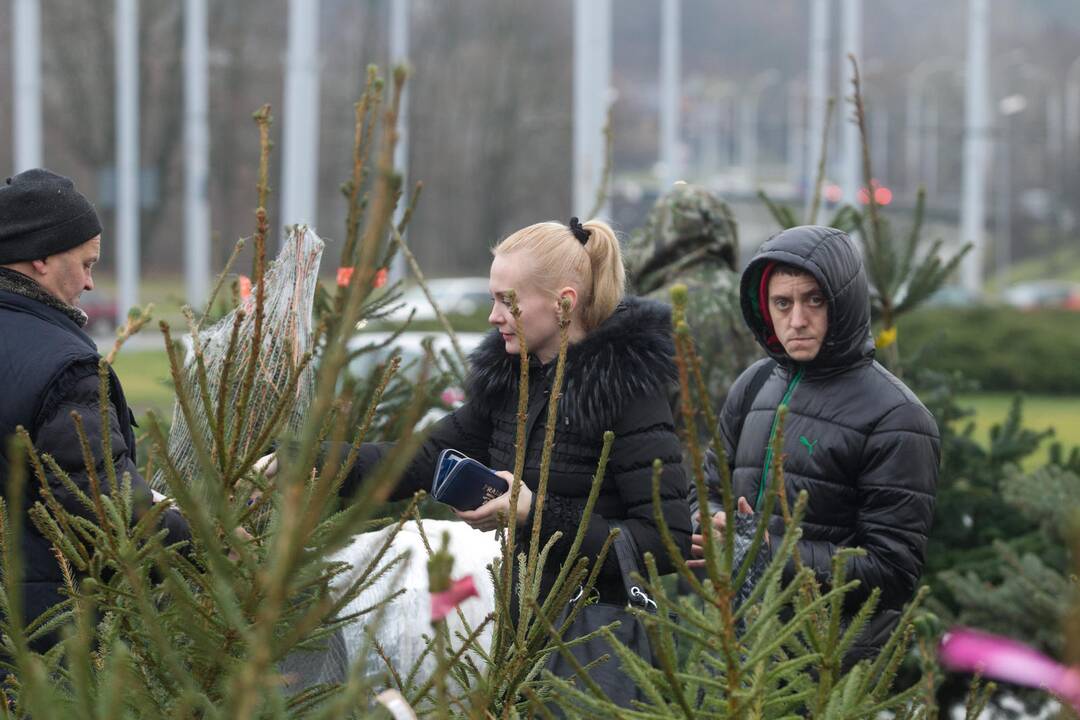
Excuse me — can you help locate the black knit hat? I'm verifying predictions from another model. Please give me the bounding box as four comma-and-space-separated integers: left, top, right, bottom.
0, 168, 103, 264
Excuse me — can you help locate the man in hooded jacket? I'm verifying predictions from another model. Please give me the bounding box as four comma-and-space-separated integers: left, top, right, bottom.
0, 169, 189, 657
690, 224, 939, 662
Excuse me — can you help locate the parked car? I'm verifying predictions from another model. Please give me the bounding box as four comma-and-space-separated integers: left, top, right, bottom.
346, 330, 486, 427
999, 280, 1080, 311
80, 290, 118, 335
924, 285, 982, 308
381, 277, 492, 323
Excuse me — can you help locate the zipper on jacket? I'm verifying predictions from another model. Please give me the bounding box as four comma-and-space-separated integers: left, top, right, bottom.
756, 366, 803, 511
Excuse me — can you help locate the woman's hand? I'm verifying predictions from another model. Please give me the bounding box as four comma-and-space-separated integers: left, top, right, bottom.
455, 471, 532, 532
688, 496, 765, 568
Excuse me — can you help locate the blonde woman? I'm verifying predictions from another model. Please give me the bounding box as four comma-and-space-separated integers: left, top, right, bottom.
265, 218, 691, 701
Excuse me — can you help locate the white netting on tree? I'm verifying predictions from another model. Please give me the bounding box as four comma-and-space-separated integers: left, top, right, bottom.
153, 225, 325, 494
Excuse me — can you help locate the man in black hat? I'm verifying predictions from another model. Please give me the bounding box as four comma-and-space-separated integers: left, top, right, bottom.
0, 168, 189, 654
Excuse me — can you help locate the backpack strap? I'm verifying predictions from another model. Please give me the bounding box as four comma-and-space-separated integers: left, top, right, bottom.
734, 359, 777, 444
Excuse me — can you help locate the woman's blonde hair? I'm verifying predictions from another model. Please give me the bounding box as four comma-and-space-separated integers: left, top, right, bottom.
493, 219, 625, 332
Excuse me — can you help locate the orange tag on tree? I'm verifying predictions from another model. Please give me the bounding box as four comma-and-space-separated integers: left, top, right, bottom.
374, 267, 389, 289
238, 275, 253, 301
336, 267, 355, 287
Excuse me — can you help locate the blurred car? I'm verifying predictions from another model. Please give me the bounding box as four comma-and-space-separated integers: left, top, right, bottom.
999, 280, 1080, 311
924, 285, 982, 308
346, 330, 487, 378
346, 330, 487, 428
80, 290, 118, 335
382, 277, 492, 323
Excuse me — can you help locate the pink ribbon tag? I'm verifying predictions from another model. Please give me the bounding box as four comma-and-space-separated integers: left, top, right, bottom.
430, 575, 479, 622
940, 627, 1080, 711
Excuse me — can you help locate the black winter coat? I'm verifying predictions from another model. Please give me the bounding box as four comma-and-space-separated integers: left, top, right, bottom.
0, 281, 189, 649
695, 225, 939, 660
345, 297, 692, 603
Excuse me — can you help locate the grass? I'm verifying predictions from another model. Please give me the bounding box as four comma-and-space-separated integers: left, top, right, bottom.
955, 393, 1080, 468
111, 348, 175, 421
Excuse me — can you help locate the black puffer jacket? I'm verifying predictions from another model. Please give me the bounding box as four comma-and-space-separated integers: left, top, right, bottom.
345, 297, 692, 602
0, 274, 189, 650
696, 225, 939, 660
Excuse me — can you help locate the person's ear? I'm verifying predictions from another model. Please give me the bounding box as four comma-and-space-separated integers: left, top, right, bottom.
555, 286, 578, 314
30, 258, 48, 276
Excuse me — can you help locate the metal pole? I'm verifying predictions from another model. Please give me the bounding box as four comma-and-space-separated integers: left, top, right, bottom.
13, 0, 43, 171
573, 0, 611, 218
280, 0, 321, 235
572, 0, 593, 217
1066, 56, 1080, 173
389, 0, 409, 282
658, 0, 680, 191
872, 107, 888, 183
788, 79, 804, 193
804, 0, 829, 213
904, 59, 957, 197
740, 70, 779, 191
184, 0, 210, 310
960, 0, 989, 292
839, 0, 862, 206
924, 99, 939, 197
116, 0, 139, 323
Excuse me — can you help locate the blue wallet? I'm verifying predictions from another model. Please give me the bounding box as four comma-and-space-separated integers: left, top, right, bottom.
431, 449, 509, 511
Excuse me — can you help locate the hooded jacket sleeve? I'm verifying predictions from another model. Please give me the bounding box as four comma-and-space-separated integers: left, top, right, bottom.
337, 399, 493, 501
33, 361, 190, 547
528, 388, 692, 579
768, 401, 939, 611
690, 363, 756, 530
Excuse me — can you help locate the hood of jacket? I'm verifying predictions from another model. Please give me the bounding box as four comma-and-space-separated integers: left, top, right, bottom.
466, 296, 677, 434
739, 225, 874, 374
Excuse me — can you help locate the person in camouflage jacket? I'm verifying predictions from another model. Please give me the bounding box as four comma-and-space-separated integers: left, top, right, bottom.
624, 183, 760, 401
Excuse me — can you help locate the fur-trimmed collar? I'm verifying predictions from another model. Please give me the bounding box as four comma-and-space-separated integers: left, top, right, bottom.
466, 296, 677, 435
0, 266, 87, 327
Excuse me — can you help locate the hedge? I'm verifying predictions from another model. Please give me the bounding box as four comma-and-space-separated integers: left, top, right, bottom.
897, 307, 1080, 393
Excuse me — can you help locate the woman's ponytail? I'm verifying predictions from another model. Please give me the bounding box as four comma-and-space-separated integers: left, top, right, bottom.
579, 219, 625, 332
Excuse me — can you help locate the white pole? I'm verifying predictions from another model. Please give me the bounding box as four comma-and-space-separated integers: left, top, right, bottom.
804, 0, 829, 214
658, 0, 680, 191
839, 0, 862, 206
573, 0, 612, 219
389, 0, 410, 282
740, 70, 779, 191
280, 0, 321, 235
184, 0, 210, 310
13, 0, 43, 171
924, 99, 939, 197
960, 0, 989, 292
1066, 56, 1080, 173
116, 0, 139, 323
598, 0, 611, 211
787, 79, 804, 193
872, 108, 888, 183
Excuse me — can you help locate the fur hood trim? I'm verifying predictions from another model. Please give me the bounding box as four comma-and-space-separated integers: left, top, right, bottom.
466, 296, 677, 435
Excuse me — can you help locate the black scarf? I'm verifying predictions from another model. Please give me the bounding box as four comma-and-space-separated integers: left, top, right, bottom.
0, 267, 88, 327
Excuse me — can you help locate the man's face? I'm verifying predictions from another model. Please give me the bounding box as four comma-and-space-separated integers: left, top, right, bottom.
36, 235, 100, 307
767, 271, 828, 362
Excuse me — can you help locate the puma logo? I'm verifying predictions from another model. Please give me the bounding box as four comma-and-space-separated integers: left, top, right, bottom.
799, 436, 818, 456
